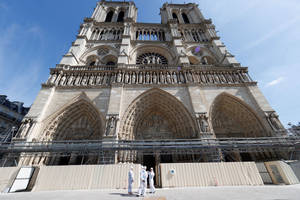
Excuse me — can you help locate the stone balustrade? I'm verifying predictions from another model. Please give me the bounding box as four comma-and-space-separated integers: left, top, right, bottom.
44, 65, 254, 87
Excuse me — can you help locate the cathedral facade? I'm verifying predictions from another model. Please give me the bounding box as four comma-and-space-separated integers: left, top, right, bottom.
16, 1, 286, 166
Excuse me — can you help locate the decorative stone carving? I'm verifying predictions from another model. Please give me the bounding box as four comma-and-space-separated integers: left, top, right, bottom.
265, 111, 283, 131
17, 118, 34, 138
117, 71, 122, 83
105, 114, 119, 137
97, 48, 109, 55
45, 68, 254, 87
195, 113, 210, 134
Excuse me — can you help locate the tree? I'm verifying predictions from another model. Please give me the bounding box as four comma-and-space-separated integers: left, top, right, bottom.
287, 122, 300, 136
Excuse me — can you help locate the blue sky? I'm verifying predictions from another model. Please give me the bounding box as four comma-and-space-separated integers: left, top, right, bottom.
0, 0, 299, 126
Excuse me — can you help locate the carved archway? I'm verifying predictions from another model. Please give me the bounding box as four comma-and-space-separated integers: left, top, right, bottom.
210, 93, 267, 138
119, 88, 197, 140
41, 93, 105, 141
118, 88, 197, 162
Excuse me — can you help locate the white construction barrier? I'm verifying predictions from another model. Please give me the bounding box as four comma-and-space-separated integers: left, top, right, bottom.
159, 162, 264, 188
33, 164, 141, 192
0, 167, 19, 193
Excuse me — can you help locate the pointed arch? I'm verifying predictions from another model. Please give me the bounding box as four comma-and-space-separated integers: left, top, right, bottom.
41, 92, 105, 141
119, 88, 197, 140
210, 92, 268, 138
182, 13, 190, 24
105, 10, 114, 22
117, 11, 125, 22
172, 12, 179, 22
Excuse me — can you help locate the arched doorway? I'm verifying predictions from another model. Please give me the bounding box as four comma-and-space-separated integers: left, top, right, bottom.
40, 93, 105, 165
118, 88, 197, 166
210, 93, 272, 161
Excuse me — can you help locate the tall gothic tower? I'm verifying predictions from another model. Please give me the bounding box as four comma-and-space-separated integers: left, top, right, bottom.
15, 1, 286, 166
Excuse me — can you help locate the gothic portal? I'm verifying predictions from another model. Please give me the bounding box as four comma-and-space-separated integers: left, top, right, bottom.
15, 1, 286, 166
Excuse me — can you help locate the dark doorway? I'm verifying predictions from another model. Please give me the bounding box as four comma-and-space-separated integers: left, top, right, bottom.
240, 153, 253, 161
160, 154, 172, 163
58, 155, 70, 165
143, 155, 156, 186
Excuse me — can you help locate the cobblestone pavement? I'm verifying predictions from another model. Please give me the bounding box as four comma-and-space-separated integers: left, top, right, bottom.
0, 185, 299, 200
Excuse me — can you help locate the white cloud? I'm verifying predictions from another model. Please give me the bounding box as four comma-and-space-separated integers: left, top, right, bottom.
265, 77, 285, 87
244, 15, 300, 51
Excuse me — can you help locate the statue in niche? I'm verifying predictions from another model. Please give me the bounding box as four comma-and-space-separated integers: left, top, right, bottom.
213, 73, 220, 83
117, 71, 122, 83
196, 72, 202, 83
219, 72, 227, 83
266, 112, 283, 131
196, 113, 210, 133
132, 72, 136, 84
166, 72, 171, 84
124, 72, 130, 84
159, 71, 165, 84
225, 72, 233, 83
200, 72, 206, 83
81, 73, 88, 85
241, 72, 249, 82
47, 73, 57, 84
103, 72, 109, 85
59, 75, 67, 86
75, 74, 81, 86
105, 115, 118, 136
55, 73, 62, 85
179, 71, 185, 83
138, 71, 143, 84
233, 72, 240, 83
207, 72, 213, 83
111, 72, 116, 84
172, 72, 178, 83
186, 71, 193, 83
67, 74, 75, 86
89, 74, 95, 85
145, 72, 150, 84
152, 72, 157, 84
95, 73, 102, 85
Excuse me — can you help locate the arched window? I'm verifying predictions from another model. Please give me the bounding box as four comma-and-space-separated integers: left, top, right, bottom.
106, 61, 115, 66
105, 11, 114, 22
89, 61, 96, 66
172, 13, 179, 23
136, 53, 168, 65
182, 13, 190, 24
117, 11, 125, 22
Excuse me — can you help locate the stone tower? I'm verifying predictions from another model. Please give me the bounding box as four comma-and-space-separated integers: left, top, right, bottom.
15, 1, 286, 166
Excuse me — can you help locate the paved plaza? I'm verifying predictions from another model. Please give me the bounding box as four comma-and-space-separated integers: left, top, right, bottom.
1, 185, 299, 200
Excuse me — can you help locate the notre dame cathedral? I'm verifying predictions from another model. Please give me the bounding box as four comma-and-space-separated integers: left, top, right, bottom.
15, 0, 287, 166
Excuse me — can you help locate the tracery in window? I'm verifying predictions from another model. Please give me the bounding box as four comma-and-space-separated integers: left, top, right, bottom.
136, 53, 168, 65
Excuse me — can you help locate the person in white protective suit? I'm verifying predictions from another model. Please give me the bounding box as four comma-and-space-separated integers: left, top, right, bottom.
128, 166, 134, 195
137, 166, 147, 197
148, 167, 155, 193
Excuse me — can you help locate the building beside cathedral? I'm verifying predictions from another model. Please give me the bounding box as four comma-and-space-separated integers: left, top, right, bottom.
14, 0, 287, 167
0, 95, 29, 143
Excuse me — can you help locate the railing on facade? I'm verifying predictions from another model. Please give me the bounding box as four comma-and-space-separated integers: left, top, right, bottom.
54, 64, 238, 71
1, 136, 299, 155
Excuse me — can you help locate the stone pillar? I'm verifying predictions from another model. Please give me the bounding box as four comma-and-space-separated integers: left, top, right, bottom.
117, 20, 132, 65
168, 20, 190, 65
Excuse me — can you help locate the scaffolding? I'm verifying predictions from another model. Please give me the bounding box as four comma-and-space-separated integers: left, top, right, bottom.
1, 136, 299, 164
